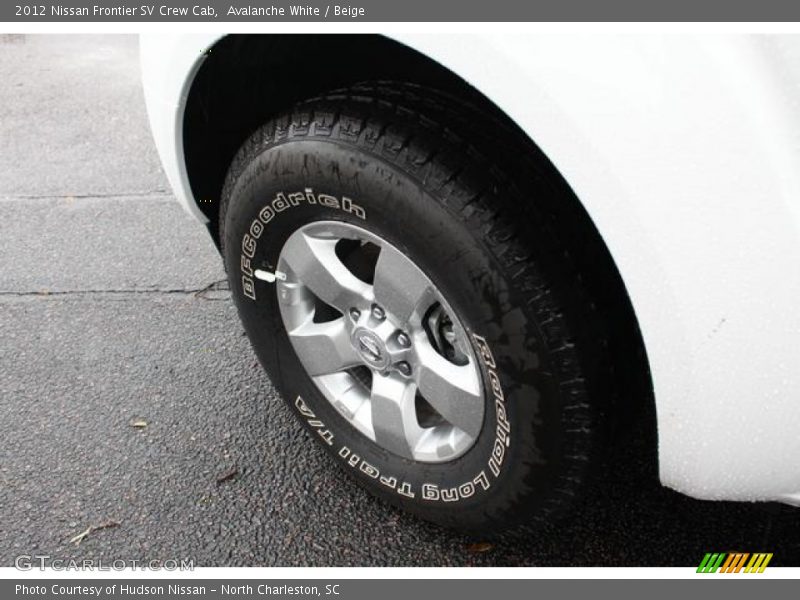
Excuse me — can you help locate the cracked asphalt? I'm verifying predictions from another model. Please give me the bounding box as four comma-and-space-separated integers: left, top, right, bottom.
1, 34, 799, 568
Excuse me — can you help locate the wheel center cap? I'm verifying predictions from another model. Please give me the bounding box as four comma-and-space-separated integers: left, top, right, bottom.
352, 328, 390, 370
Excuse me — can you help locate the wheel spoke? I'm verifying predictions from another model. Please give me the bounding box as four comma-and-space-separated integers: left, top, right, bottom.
281, 232, 372, 313
373, 244, 434, 326
369, 373, 423, 459
287, 317, 360, 376
415, 338, 483, 438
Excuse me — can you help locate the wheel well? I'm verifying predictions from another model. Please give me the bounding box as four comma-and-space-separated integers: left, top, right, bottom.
184, 34, 505, 242
183, 33, 655, 431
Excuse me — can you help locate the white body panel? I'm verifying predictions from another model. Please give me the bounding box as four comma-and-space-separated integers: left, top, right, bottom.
140, 33, 800, 505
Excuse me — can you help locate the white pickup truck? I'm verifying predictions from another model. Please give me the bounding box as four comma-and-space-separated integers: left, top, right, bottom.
141, 33, 800, 534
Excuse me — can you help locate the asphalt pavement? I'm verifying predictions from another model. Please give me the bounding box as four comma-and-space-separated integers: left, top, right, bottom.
1, 34, 798, 568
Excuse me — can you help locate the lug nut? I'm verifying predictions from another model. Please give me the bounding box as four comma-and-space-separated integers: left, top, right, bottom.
371, 305, 386, 321
396, 361, 412, 377
396, 332, 411, 348
349, 308, 361, 320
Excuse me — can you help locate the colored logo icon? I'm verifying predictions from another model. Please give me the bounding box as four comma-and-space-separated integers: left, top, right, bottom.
697, 553, 773, 573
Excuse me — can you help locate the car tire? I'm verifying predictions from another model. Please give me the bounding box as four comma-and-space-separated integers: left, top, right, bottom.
219, 84, 613, 535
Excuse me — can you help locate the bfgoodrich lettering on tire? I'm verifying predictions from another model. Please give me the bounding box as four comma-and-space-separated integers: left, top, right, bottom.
219, 84, 613, 535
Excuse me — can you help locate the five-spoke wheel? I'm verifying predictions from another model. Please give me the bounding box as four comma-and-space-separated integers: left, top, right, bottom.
276, 222, 484, 463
